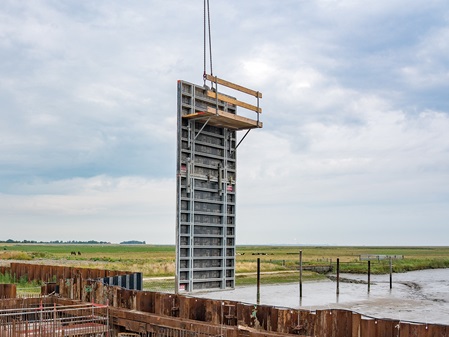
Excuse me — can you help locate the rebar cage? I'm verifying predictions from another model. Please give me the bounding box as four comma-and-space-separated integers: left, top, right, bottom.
0, 302, 110, 337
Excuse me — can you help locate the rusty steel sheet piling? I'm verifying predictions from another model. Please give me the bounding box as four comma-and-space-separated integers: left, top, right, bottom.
2, 262, 449, 337
3, 284, 449, 337
0, 284, 16, 299
7, 262, 133, 284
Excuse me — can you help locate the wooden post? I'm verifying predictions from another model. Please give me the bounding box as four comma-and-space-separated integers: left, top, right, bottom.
389, 257, 393, 289
368, 260, 371, 293
256, 258, 260, 305
336, 258, 340, 295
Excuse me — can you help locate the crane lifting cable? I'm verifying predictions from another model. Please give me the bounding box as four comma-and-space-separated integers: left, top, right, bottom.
203, 0, 213, 85
200, 1, 263, 130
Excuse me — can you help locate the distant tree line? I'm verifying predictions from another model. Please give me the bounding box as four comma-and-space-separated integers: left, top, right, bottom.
0, 239, 111, 244
120, 240, 146, 245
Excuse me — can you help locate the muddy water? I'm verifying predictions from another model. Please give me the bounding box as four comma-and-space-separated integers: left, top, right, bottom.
196, 268, 449, 325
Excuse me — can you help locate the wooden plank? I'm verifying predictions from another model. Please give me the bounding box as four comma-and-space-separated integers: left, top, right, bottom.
205, 74, 262, 98
205, 106, 260, 125
182, 107, 262, 130
206, 90, 262, 113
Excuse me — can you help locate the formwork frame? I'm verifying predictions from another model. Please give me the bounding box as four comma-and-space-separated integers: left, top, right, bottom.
176, 78, 262, 292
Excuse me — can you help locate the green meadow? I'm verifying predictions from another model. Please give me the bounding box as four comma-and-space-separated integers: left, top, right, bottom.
1, 244, 449, 290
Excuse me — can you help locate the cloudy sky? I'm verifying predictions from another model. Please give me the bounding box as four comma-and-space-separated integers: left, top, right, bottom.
1, 1, 448, 245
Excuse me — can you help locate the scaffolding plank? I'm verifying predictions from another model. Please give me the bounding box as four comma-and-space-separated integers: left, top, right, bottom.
205, 74, 262, 98
182, 107, 262, 130
204, 106, 262, 129
206, 91, 262, 113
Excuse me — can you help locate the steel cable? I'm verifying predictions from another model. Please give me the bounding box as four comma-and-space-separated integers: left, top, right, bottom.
203, 0, 213, 84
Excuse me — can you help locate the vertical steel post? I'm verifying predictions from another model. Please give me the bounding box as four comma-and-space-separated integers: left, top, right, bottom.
257, 258, 261, 305
336, 258, 340, 295
368, 260, 371, 293
299, 250, 303, 303
390, 256, 393, 289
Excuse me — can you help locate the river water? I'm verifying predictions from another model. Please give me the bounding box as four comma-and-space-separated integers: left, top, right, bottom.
196, 268, 449, 325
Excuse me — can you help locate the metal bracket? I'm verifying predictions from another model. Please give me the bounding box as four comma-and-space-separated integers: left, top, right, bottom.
193, 117, 211, 141
233, 129, 251, 153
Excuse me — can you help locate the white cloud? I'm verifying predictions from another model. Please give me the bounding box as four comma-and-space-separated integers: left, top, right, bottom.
240, 104, 449, 200
0, 176, 175, 242
400, 26, 449, 89
1, 0, 448, 244
237, 92, 449, 245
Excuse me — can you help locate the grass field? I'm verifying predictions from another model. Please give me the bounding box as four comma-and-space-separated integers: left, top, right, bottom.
1, 244, 449, 291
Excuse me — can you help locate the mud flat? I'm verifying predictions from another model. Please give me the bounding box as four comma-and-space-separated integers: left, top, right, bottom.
197, 268, 449, 325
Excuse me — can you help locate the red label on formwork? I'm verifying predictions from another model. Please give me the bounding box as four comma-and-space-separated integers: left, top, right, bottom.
227, 185, 233, 192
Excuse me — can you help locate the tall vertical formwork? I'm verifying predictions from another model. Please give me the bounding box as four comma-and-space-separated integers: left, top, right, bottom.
176, 77, 262, 292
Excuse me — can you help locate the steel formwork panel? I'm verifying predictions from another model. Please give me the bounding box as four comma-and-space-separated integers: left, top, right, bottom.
176, 80, 237, 292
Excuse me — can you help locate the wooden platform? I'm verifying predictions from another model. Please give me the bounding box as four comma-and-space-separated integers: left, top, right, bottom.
183, 106, 262, 130
181, 74, 263, 131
